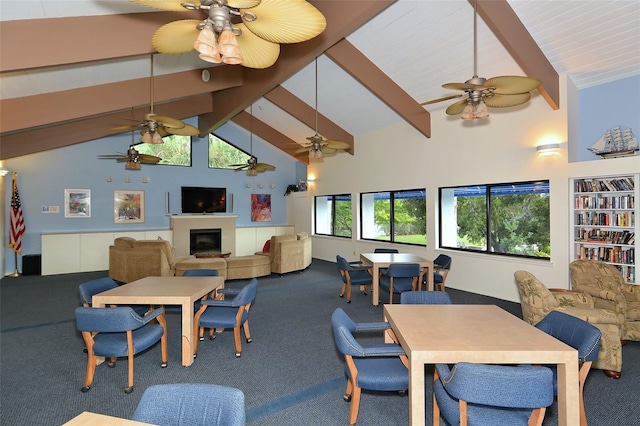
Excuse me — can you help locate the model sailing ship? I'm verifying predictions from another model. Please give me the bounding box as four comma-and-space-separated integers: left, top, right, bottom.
589, 125, 638, 158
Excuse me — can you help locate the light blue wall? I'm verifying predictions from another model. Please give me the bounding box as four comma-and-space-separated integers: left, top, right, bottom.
3, 117, 303, 271
573, 74, 640, 162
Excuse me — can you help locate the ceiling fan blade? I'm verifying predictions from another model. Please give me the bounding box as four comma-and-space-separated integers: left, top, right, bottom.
324, 140, 351, 150
442, 82, 486, 91
228, 0, 262, 8
419, 94, 464, 106
485, 76, 541, 95
98, 154, 127, 160
241, 0, 326, 44
484, 93, 531, 108
165, 123, 200, 136
109, 124, 141, 132
129, 0, 198, 11
152, 20, 201, 54
255, 163, 276, 172
150, 115, 186, 129
445, 99, 469, 115
295, 146, 311, 154
138, 154, 162, 164
235, 23, 280, 69
320, 146, 338, 154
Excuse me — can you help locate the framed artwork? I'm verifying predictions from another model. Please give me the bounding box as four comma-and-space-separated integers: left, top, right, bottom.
251, 194, 271, 222
114, 190, 145, 223
64, 189, 91, 218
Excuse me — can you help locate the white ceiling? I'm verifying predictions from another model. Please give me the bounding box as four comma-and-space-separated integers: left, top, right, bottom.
1, 0, 640, 146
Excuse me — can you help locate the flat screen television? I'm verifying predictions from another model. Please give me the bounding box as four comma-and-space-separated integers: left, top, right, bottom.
181, 186, 226, 214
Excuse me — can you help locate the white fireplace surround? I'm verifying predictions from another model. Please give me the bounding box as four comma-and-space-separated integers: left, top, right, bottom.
171, 214, 238, 257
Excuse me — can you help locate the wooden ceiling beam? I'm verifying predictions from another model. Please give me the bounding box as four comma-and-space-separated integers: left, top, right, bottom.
230, 110, 309, 165
473, 0, 560, 110
264, 86, 354, 154
325, 39, 431, 139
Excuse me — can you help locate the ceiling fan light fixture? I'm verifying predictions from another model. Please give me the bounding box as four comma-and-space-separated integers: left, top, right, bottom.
218, 29, 242, 63
246, 167, 258, 176
194, 26, 222, 63
125, 161, 142, 170
141, 131, 153, 143
151, 131, 164, 143
475, 101, 489, 119
461, 102, 475, 120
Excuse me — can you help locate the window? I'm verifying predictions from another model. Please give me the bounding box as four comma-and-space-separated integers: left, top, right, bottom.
315, 194, 352, 238
208, 134, 250, 169
360, 189, 426, 246
136, 134, 191, 166
439, 181, 550, 259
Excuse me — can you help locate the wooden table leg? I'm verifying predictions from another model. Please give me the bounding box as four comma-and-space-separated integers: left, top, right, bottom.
181, 300, 194, 367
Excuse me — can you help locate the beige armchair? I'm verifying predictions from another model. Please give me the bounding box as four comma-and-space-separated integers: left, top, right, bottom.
514, 270, 623, 377
258, 233, 312, 275
109, 237, 189, 283
570, 260, 640, 342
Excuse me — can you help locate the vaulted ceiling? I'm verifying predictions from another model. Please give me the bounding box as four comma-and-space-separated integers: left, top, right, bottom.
1, 1, 639, 163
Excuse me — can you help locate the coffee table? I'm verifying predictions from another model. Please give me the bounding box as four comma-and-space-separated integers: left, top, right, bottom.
383, 304, 579, 426
93, 276, 224, 366
360, 253, 433, 305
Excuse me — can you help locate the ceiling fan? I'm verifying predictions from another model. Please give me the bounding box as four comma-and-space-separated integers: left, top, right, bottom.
419, 0, 541, 120
109, 54, 200, 142
98, 142, 162, 170
230, 104, 276, 175
130, 0, 326, 69
295, 58, 351, 160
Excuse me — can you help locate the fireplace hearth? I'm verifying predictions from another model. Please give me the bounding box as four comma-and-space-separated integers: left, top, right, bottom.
190, 228, 221, 255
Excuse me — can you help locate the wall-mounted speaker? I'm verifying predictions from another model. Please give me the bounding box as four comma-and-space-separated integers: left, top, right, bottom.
230, 193, 234, 213
165, 192, 170, 214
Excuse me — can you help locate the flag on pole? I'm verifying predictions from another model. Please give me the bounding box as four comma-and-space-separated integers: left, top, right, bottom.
9, 172, 26, 254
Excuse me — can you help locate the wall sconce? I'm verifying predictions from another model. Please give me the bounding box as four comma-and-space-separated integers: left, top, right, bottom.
106, 176, 149, 183
0, 167, 9, 177
537, 143, 561, 157
258, 183, 264, 189
246, 183, 252, 188
270, 184, 276, 189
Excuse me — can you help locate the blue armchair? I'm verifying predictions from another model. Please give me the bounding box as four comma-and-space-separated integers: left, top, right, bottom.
400, 290, 452, 305
337, 255, 373, 303
433, 362, 554, 426
193, 278, 258, 357
75, 306, 168, 394
535, 311, 601, 426
78, 277, 148, 316
379, 263, 423, 304
132, 383, 245, 426
331, 308, 408, 426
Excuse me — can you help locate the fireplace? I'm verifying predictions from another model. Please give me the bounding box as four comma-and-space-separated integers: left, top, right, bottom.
189, 228, 221, 255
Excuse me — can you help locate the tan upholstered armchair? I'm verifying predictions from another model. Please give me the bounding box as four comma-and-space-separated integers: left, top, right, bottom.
570, 260, 640, 342
109, 237, 189, 283
258, 233, 312, 275
514, 270, 623, 377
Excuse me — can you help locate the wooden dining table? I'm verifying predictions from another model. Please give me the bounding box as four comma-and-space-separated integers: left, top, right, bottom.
63, 411, 151, 425
92, 275, 224, 367
383, 304, 579, 426
360, 252, 434, 305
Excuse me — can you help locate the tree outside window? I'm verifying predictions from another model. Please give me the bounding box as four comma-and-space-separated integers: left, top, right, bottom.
315, 194, 352, 238
360, 189, 426, 246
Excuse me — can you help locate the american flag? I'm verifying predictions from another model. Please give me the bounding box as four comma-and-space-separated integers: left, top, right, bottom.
9, 173, 26, 254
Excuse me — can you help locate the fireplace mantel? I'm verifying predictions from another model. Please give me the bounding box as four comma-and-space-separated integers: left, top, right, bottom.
170, 214, 238, 256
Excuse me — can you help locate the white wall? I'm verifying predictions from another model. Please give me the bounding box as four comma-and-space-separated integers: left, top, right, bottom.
304, 76, 640, 303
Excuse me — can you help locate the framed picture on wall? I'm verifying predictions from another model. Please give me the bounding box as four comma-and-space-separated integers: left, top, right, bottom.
64, 189, 91, 218
251, 194, 271, 222
114, 190, 145, 223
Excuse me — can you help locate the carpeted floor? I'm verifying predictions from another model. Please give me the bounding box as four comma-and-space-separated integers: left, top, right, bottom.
1, 259, 638, 425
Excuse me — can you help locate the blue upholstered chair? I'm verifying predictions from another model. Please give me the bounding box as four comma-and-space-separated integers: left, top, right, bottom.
374, 247, 398, 277
193, 278, 257, 357
400, 290, 452, 305
420, 254, 452, 291
164, 269, 221, 313
331, 308, 408, 426
379, 263, 422, 304
433, 362, 554, 426
75, 306, 168, 394
337, 255, 373, 303
78, 277, 148, 316
132, 383, 245, 426
535, 311, 601, 426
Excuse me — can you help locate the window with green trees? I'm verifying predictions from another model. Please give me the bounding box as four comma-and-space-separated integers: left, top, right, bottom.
208, 134, 250, 169
360, 189, 427, 246
315, 194, 352, 238
136, 134, 192, 166
439, 181, 550, 259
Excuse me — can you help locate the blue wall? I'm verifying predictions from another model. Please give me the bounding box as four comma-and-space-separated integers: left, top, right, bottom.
3, 118, 304, 271
574, 75, 640, 162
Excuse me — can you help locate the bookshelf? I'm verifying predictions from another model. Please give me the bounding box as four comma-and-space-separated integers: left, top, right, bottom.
571, 174, 638, 283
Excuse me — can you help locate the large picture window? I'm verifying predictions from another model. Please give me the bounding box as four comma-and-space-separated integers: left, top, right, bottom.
314, 194, 352, 238
208, 134, 251, 169
360, 189, 426, 246
439, 181, 550, 259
